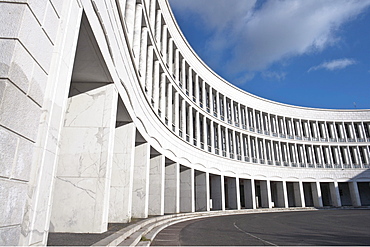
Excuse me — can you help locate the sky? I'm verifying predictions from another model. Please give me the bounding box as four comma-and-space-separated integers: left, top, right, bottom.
168, 0, 370, 109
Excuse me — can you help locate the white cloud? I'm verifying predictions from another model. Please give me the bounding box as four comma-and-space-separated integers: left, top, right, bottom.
262, 71, 287, 81
308, 58, 357, 72
169, 0, 370, 75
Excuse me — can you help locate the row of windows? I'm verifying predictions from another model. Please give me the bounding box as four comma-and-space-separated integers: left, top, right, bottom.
122, 0, 370, 168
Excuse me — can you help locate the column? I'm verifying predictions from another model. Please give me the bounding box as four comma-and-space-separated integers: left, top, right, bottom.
226, 177, 238, 209
175, 49, 180, 81
138, 27, 148, 84
188, 67, 193, 99
173, 91, 179, 133
329, 182, 342, 207
311, 182, 323, 208
294, 182, 305, 207
161, 25, 168, 64
131, 142, 151, 218
167, 83, 173, 126
159, 73, 166, 120
155, 9, 162, 45
145, 46, 154, 97
125, 0, 136, 45
195, 171, 209, 211
209, 87, 214, 115
194, 75, 199, 104
189, 106, 194, 144
260, 180, 272, 208
210, 175, 223, 210
282, 181, 289, 208
231, 130, 236, 158
217, 124, 222, 155
164, 162, 180, 214
109, 122, 136, 223
181, 58, 186, 87
202, 81, 207, 108
203, 116, 208, 150
180, 167, 194, 212
349, 182, 361, 207
208, 120, 213, 152
51, 84, 118, 233
196, 111, 201, 148
149, 0, 156, 27
181, 98, 186, 138
152, 61, 160, 110
223, 96, 227, 122
243, 179, 256, 209
236, 178, 241, 210
148, 154, 165, 215
132, 4, 143, 64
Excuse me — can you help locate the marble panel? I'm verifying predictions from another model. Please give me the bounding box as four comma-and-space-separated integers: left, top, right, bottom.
18, 6, 53, 73
0, 180, 27, 227
64, 87, 110, 128
50, 177, 107, 233
50, 0, 64, 17
42, 1, 59, 44
109, 123, 135, 223
9, 39, 35, 93
0, 127, 18, 178
0, 225, 21, 246
28, 149, 56, 244
27, 0, 48, 24
0, 3, 24, 38
0, 39, 15, 78
12, 137, 33, 181
0, 80, 41, 141
51, 84, 117, 233
28, 62, 47, 106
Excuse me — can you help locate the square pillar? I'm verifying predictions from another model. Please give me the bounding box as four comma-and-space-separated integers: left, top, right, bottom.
195, 171, 209, 211
109, 122, 136, 223
180, 166, 194, 212
131, 142, 150, 218
349, 181, 361, 207
148, 153, 165, 215
294, 182, 305, 207
311, 182, 324, 207
164, 161, 179, 214
51, 84, 118, 233
330, 182, 342, 207
226, 177, 238, 210
243, 179, 256, 209
210, 175, 222, 210
260, 180, 272, 208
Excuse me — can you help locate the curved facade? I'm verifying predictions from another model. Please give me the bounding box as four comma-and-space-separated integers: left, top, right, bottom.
0, 0, 370, 245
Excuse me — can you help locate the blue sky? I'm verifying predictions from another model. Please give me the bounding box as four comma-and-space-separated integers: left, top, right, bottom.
169, 0, 370, 109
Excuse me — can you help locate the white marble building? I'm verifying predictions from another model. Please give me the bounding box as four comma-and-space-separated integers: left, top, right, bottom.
1, 0, 370, 245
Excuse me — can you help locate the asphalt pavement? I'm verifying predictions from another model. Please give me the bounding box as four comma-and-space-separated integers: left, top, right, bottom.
151, 209, 370, 246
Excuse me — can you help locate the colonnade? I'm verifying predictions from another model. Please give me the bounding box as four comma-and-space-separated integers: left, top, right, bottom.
51, 0, 370, 237
120, 0, 370, 171
3, 0, 370, 245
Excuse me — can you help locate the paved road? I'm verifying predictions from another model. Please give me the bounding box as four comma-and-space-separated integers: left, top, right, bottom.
152, 209, 370, 246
